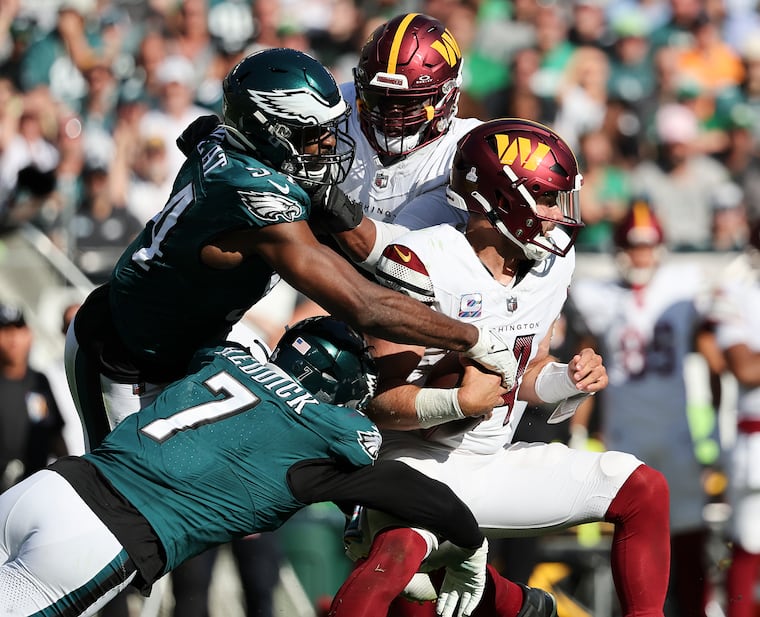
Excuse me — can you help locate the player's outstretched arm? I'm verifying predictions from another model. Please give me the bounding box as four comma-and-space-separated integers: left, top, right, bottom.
251, 221, 517, 386
288, 459, 484, 551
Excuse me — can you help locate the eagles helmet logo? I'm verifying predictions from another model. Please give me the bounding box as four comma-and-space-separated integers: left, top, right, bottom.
247, 88, 337, 125
237, 189, 304, 223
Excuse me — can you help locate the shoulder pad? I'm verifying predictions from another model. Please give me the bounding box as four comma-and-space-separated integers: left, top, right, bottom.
374, 243, 434, 303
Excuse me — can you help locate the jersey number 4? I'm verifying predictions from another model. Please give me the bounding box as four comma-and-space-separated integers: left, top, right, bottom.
132, 183, 195, 271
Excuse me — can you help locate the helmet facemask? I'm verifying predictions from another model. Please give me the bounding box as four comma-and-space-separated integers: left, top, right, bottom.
355, 68, 461, 157
223, 104, 355, 190
353, 13, 464, 158
493, 168, 583, 261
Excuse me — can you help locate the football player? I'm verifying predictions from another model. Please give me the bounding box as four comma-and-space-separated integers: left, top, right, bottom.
327, 120, 671, 617
337, 13, 481, 252
571, 200, 716, 617
64, 47, 518, 451
177, 14, 485, 265
706, 220, 760, 617
0, 317, 489, 617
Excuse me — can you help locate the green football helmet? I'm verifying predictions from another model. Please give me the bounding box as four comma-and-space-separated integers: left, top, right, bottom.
222, 48, 355, 189
270, 316, 377, 412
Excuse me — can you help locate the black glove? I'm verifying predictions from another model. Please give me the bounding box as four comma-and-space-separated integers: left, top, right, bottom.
309, 184, 364, 234
176, 114, 221, 156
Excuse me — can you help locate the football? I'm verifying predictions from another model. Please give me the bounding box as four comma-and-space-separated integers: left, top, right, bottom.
423, 351, 465, 388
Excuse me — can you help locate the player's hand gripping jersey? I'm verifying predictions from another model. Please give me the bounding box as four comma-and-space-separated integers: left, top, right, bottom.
375, 224, 575, 453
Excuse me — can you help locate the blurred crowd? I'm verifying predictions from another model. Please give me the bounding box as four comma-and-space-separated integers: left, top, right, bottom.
0, 0, 758, 274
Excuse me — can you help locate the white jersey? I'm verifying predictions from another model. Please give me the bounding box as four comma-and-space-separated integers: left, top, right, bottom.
339, 82, 481, 230
711, 272, 760, 420
352, 226, 644, 549
375, 224, 575, 454
571, 263, 706, 447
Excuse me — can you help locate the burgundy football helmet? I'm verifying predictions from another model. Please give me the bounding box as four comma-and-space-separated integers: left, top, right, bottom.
612, 198, 666, 285
613, 198, 665, 249
447, 118, 584, 260
354, 13, 463, 158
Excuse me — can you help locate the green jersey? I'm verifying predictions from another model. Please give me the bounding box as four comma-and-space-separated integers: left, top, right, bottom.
84, 343, 381, 574
109, 131, 312, 376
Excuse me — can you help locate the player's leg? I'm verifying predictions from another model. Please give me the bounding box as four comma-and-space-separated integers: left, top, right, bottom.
390, 442, 667, 617
64, 296, 165, 451
328, 527, 429, 617
726, 544, 760, 617
170, 548, 218, 617
0, 470, 137, 616
231, 533, 283, 617
725, 433, 760, 617
387, 564, 554, 617
603, 463, 670, 617
65, 318, 112, 451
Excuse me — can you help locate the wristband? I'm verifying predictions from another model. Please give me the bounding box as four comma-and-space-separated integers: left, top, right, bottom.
415, 388, 465, 429
534, 361, 579, 403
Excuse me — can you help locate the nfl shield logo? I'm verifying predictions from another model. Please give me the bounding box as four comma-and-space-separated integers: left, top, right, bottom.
506, 296, 518, 312
374, 171, 389, 188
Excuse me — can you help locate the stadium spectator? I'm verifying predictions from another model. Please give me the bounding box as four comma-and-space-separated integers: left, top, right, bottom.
0, 303, 67, 493
630, 102, 730, 250
18, 0, 103, 110
138, 53, 214, 183
574, 128, 633, 252
69, 158, 143, 284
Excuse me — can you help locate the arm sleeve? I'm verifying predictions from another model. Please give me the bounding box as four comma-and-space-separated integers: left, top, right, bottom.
288, 459, 483, 549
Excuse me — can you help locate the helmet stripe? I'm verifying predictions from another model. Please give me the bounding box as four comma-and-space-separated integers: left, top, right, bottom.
387, 12, 420, 73
632, 200, 652, 229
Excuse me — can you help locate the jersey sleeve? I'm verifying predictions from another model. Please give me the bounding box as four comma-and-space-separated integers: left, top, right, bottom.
323, 406, 382, 468
204, 149, 311, 230
288, 459, 484, 549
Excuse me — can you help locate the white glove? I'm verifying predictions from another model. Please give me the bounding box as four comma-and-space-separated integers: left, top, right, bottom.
436, 538, 488, 617
463, 327, 517, 390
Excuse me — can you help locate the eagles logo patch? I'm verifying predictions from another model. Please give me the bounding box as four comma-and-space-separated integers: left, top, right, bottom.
357, 429, 382, 460
238, 189, 304, 223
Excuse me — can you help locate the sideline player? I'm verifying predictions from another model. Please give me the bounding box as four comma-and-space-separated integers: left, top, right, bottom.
0, 317, 488, 617
64, 47, 517, 451
708, 220, 760, 617
327, 119, 671, 617
571, 202, 715, 617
